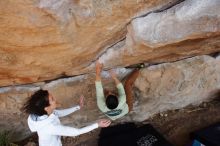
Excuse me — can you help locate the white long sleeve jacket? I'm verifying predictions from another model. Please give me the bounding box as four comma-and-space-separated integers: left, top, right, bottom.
27, 105, 98, 146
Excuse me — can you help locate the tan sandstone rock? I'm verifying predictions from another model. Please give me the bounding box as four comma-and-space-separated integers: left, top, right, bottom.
1, 55, 220, 141
0, 0, 177, 86
0, 0, 220, 143
1, 0, 220, 86
100, 0, 220, 68
132, 55, 220, 121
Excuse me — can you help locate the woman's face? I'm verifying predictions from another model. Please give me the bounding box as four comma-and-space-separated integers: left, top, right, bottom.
49, 94, 57, 109
45, 94, 57, 115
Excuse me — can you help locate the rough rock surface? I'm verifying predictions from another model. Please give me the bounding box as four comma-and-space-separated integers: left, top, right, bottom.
1, 55, 220, 141
0, 0, 176, 86
0, 0, 220, 86
133, 55, 220, 121
1, 0, 220, 143
101, 0, 220, 67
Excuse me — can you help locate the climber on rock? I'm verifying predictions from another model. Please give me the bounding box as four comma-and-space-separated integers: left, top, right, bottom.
95, 60, 141, 120
22, 90, 111, 146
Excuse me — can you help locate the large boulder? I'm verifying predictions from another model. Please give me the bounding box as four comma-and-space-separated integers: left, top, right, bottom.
0, 0, 220, 142
0, 0, 220, 86
101, 0, 220, 67
1, 55, 220, 141
0, 0, 177, 86
132, 55, 220, 121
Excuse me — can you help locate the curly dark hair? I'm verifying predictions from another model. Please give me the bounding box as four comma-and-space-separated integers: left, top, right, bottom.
22, 90, 50, 116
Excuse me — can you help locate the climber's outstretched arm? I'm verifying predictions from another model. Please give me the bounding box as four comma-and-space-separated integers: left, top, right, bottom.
96, 60, 102, 82
95, 61, 107, 111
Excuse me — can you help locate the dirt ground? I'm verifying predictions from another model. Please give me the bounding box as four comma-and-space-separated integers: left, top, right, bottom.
18, 98, 220, 146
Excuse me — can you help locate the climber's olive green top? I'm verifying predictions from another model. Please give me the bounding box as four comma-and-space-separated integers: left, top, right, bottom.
95, 81, 129, 120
